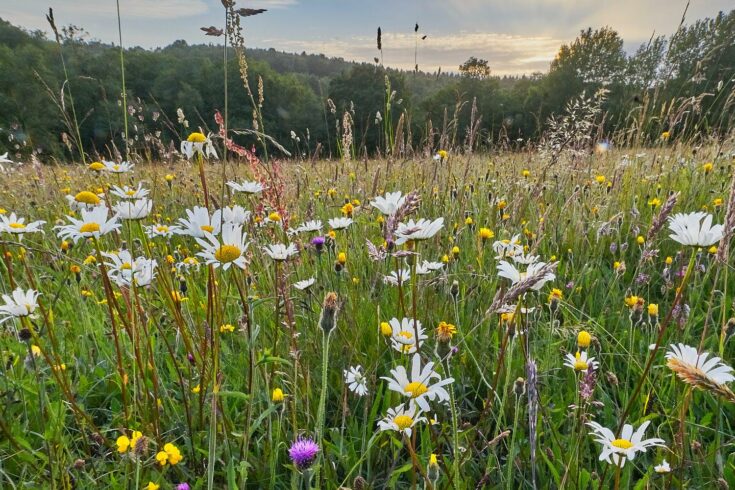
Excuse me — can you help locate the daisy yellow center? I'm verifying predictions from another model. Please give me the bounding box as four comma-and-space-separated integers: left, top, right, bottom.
156, 226, 169, 232
125, 190, 136, 196
9, 222, 26, 229
574, 360, 589, 371
80, 222, 100, 233
121, 262, 132, 270
214, 245, 241, 263
611, 439, 633, 450
405, 381, 429, 398
200, 225, 214, 233
394, 415, 414, 430
75, 191, 101, 205
398, 330, 414, 339
113, 165, 120, 171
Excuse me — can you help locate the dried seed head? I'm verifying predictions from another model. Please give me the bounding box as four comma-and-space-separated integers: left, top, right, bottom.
319, 292, 339, 333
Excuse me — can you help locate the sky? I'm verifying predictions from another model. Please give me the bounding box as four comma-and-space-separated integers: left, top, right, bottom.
2, 0, 732, 75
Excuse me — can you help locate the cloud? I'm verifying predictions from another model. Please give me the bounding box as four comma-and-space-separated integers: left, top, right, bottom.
55, 0, 211, 19
262, 31, 564, 75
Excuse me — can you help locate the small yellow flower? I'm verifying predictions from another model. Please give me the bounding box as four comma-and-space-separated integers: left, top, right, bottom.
376, 215, 384, 224
702, 162, 714, 174
613, 261, 621, 270
577, 331, 591, 349
89, 161, 105, 171
465, 216, 473, 226
595, 175, 606, 184
708, 245, 718, 254
155, 451, 169, 466
496, 200, 507, 210
479, 228, 493, 240
713, 198, 723, 207
268, 211, 281, 222
648, 197, 661, 208
328, 230, 336, 240
636, 236, 645, 245
165, 174, 175, 183
451, 246, 460, 257
341, 202, 354, 217
380, 322, 392, 336
327, 188, 337, 198
665, 256, 673, 265
70, 264, 81, 274
522, 169, 530, 178
192, 384, 201, 394
436, 321, 457, 342
164, 443, 183, 465
441, 254, 449, 263
219, 324, 235, 333
337, 252, 347, 265
146, 482, 160, 490
116, 435, 131, 453
272, 388, 285, 403
661, 131, 670, 141
437, 149, 448, 160
548, 288, 563, 303
648, 304, 659, 317
31, 345, 41, 357
429, 453, 439, 469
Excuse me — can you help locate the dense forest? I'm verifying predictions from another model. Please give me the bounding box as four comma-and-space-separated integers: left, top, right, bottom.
0, 9, 733, 161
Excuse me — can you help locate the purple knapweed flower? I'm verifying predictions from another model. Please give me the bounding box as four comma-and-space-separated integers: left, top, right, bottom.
289, 436, 319, 469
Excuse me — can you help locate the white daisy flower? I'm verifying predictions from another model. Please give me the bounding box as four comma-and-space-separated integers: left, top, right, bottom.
328, 217, 353, 230
395, 218, 444, 245
377, 404, 426, 436
112, 198, 152, 220
381, 353, 454, 411
196, 223, 250, 270
175, 206, 220, 238
103, 160, 134, 173
293, 277, 315, 290
0, 288, 40, 323
665, 343, 735, 386
384, 269, 411, 287
370, 191, 406, 216
344, 365, 368, 396
181, 133, 218, 159
177, 256, 201, 272
0, 213, 45, 236
415, 260, 444, 275
388, 317, 427, 354
144, 223, 175, 238
227, 180, 264, 194
55, 205, 121, 243
667, 212, 724, 247
654, 459, 671, 474
511, 253, 540, 265
586, 420, 665, 467
563, 351, 599, 373
289, 220, 323, 236
263, 243, 299, 261
109, 183, 149, 200
65, 191, 105, 211
497, 260, 555, 291
492, 235, 523, 259
211, 205, 251, 227
102, 250, 157, 287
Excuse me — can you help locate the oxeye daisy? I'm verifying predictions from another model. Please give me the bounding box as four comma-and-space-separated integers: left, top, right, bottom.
586, 420, 665, 467
288, 220, 322, 236
263, 243, 299, 261
175, 206, 220, 238
383, 268, 411, 287
667, 212, 724, 247
0, 288, 40, 323
293, 277, 316, 290
394, 218, 444, 245
109, 183, 150, 200
55, 205, 121, 243
226, 180, 264, 194
328, 217, 353, 230
370, 191, 406, 216
415, 260, 444, 275
196, 223, 249, 270
181, 132, 218, 159
381, 353, 454, 411
66, 191, 104, 211
213, 205, 251, 226
102, 250, 157, 287
103, 160, 134, 173
145, 223, 175, 238
564, 351, 598, 373
112, 198, 152, 220
0, 213, 45, 236
654, 459, 671, 474
377, 404, 426, 436
344, 365, 368, 396
387, 317, 427, 354
665, 343, 735, 388
492, 235, 523, 259
497, 260, 556, 291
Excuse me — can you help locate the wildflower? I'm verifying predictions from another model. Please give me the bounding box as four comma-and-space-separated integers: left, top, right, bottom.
636, 235, 645, 245
377, 404, 426, 436
175, 206, 220, 238
103, 161, 134, 173
196, 223, 250, 270
654, 459, 671, 474
648, 304, 659, 317
272, 388, 285, 403
263, 243, 299, 261
702, 162, 714, 174
66, 191, 103, 210
522, 169, 530, 178
109, 183, 149, 200
479, 227, 494, 240
433, 149, 448, 161
220, 324, 235, 333
288, 437, 319, 470
548, 288, 563, 304
586, 420, 665, 467
665, 256, 673, 265
117, 431, 143, 454
289, 220, 322, 236
0, 288, 39, 323
165, 174, 175, 184
435, 321, 457, 343
381, 353, 454, 411
145, 224, 174, 238
337, 252, 347, 265
113, 199, 152, 220
214, 205, 251, 226
416, 260, 444, 275
370, 191, 406, 216
88, 161, 105, 171
648, 197, 661, 208
293, 278, 315, 290
595, 175, 606, 184
388, 317, 427, 354
668, 212, 723, 247
395, 218, 444, 245
103, 250, 157, 287
380, 321, 393, 336
577, 330, 592, 349
146, 482, 160, 490
384, 268, 410, 287
155, 451, 169, 466
341, 202, 354, 217
497, 260, 556, 291
191, 384, 200, 393
465, 216, 473, 226
661, 131, 670, 141
0, 213, 45, 236
344, 365, 368, 396
181, 132, 218, 159
666, 343, 735, 388
328, 217, 352, 230
318, 292, 339, 333
564, 351, 598, 373
56, 205, 120, 243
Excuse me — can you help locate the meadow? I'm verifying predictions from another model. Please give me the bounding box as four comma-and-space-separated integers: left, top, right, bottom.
0, 140, 734, 489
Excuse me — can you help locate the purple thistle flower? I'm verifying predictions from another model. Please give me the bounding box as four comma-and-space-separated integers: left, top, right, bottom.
176, 484, 191, 490
289, 437, 319, 469
311, 236, 325, 252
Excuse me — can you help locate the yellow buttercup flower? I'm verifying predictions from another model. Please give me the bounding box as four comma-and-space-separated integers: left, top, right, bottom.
272, 388, 285, 403
577, 331, 591, 349
702, 162, 714, 174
